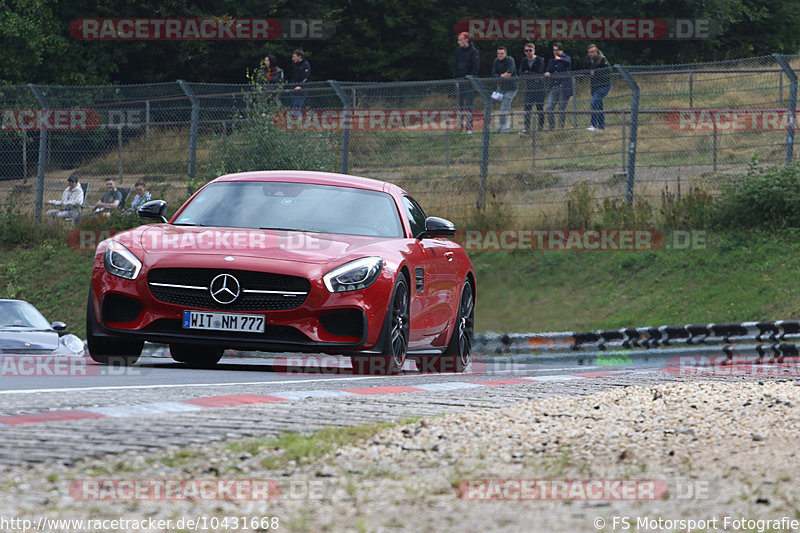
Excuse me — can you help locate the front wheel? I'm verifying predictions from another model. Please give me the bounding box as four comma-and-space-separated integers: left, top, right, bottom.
170, 344, 224, 368
351, 275, 410, 375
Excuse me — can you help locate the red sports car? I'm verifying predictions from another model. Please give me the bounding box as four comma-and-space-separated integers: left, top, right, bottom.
87, 171, 475, 374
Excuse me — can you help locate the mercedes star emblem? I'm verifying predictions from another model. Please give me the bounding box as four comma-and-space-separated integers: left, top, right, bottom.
209, 273, 241, 305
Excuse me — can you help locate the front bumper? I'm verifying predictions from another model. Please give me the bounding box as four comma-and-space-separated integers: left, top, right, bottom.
90, 254, 394, 354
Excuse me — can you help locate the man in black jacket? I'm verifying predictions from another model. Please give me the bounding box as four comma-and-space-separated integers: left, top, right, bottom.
544, 42, 572, 130
492, 46, 518, 133
290, 49, 311, 117
518, 42, 546, 134
453, 32, 479, 133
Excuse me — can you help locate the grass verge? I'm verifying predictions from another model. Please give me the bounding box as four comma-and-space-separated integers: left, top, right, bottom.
3, 228, 800, 339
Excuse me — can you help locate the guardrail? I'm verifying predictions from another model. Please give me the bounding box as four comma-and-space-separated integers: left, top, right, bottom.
476, 320, 800, 362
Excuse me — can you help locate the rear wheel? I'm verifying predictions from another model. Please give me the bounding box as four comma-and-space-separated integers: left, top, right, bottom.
170, 344, 224, 368
422, 280, 474, 373
86, 290, 143, 366
351, 275, 410, 375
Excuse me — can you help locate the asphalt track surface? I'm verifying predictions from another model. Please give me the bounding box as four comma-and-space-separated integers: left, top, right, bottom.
0, 350, 750, 465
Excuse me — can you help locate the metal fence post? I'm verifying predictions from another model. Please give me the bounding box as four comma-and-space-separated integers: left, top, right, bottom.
117, 125, 124, 182
773, 54, 797, 164
28, 84, 48, 222
145, 100, 151, 139
177, 80, 199, 196
22, 131, 27, 184
615, 66, 639, 204
328, 80, 350, 174
468, 75, 491, 210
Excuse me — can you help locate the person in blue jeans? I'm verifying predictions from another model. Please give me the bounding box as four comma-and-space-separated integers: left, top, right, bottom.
491, 46, 518, 133
290, 49, 311, 118
583, 44, 611, 131
544, 42, 572, 130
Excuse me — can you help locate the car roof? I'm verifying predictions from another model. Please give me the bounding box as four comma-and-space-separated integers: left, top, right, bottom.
212, 171, 408, 196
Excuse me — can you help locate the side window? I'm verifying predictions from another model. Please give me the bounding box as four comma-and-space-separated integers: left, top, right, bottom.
403, 196, 427, 238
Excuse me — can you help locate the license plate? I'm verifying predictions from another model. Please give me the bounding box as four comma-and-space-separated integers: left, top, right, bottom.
182, 311, 265, 333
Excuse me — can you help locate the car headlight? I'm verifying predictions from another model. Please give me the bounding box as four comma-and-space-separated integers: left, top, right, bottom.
60, 334, 85, 355
104, 241, 142, 280
323, 257, 383, 292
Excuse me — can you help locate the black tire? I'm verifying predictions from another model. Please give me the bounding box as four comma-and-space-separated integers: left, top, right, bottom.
170, 344, 224, 368
86, 289, 143, 366
422, 280, 474, 373
350, 274, 410, 375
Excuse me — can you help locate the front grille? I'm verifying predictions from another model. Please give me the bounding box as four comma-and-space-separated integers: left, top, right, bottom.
148, 268, 310, 311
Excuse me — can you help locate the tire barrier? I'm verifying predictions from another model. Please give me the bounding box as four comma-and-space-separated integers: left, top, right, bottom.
475, 320, 800, 362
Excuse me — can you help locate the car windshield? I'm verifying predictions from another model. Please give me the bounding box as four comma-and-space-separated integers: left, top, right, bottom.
173, 181, 405, 238
0, 301, 51, 330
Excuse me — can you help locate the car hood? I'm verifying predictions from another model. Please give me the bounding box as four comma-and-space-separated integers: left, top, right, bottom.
0, 330, 59, 353
137, 225, 389, 264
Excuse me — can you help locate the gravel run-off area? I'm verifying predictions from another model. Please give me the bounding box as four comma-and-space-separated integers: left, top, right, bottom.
2, 379, 800, 532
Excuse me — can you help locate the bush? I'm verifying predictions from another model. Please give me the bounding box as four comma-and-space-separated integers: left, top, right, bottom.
199, 73, 337, 191
711, 163, 800, 230
0, 200, 64, 248
660, 181, 714, 229
598, 198, 653, 229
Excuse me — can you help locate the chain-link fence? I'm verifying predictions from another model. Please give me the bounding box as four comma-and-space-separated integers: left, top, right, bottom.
1, 54, 798, 227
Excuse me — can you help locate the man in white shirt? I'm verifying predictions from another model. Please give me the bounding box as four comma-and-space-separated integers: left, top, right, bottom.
46, 174, 84, 218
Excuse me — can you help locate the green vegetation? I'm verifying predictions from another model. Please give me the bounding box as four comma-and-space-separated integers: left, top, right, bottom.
3, 0, 800, 85
3, 224, 800, 338
710, 162, 800, 230
225, 421, 410, 469
4, 163, 800, 338
199, 74, 337, 190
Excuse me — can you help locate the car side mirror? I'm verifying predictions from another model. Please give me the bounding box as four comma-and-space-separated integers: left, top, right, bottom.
416, 217, 456, 239
51, 321, 67, 335
138, 200, 168, 223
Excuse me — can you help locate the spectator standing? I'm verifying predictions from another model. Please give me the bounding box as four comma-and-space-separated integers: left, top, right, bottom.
583, 44, 611, 131
128, 180, 152, 213
544, 42, 573, 130
491, 46, 518, 134
262, 54, 284, 84
46, 174, 83, 219
290, 50, 311, 116
453, 31, 480, 134
517, 42, 546, 134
